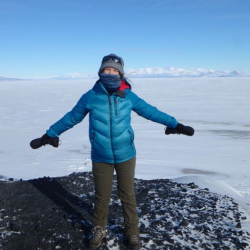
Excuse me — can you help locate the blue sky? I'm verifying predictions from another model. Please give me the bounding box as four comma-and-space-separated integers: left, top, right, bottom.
0, 0, 250, 78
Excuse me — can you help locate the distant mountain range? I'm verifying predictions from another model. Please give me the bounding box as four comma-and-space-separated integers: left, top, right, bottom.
125, 67, 246, 78
0, 67, 247, 81
0, 76, 23, 81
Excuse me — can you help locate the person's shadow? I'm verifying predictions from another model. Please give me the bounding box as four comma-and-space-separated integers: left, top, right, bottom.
28, 177, 93, 247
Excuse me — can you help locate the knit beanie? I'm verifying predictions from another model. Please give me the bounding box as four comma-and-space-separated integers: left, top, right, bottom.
98, 54, 124, 76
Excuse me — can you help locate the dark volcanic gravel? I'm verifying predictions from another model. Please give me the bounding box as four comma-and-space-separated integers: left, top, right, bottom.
0, 172, 250, 250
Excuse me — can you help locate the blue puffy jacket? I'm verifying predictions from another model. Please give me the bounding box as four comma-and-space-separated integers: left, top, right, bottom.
46, 79, 178, 164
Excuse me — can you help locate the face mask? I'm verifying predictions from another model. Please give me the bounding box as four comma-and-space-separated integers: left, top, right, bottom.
100, 73, 121, 92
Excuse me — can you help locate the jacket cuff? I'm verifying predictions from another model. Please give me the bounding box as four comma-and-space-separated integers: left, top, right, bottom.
46, 129, 58, 138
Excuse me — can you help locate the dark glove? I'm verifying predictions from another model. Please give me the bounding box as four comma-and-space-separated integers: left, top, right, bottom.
30, 133, 60, 149
165, 123, 194, 136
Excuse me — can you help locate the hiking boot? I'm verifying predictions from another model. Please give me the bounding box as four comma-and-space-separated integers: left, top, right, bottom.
128, 235, 141, 250
89, 226, 106, 250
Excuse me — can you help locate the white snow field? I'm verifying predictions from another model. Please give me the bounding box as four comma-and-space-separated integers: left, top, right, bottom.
1, 77, 250, 231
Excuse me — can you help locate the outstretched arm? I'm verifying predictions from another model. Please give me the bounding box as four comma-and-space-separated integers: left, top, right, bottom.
130, 92, 194, 136
46, 90, 92, 137
130, 92, 178, 128
30, 90, 92, 149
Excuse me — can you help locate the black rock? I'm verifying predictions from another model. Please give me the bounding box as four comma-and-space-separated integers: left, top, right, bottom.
179, 219, 189, 227
9, 222, 21, 232
0, 172, 249, 250
0, 210, 7, 219
241, 242, 249, 248
236, 222, 242, 229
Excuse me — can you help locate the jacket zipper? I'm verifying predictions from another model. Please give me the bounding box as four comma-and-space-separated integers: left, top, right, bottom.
114, 98, 117, 116
108, 97, 116, 163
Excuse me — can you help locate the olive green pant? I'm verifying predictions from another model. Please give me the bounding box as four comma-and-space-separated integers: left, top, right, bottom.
92, 157, 139, 237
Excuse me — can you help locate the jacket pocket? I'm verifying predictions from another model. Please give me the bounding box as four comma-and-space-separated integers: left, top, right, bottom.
128, 128, 134, 148
90, 130, 95, 144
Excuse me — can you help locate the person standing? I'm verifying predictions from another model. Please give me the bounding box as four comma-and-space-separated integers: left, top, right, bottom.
31, 54, 194, 250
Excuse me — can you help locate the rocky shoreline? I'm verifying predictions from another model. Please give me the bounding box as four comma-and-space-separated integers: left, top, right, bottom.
0, 172, 250, 250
